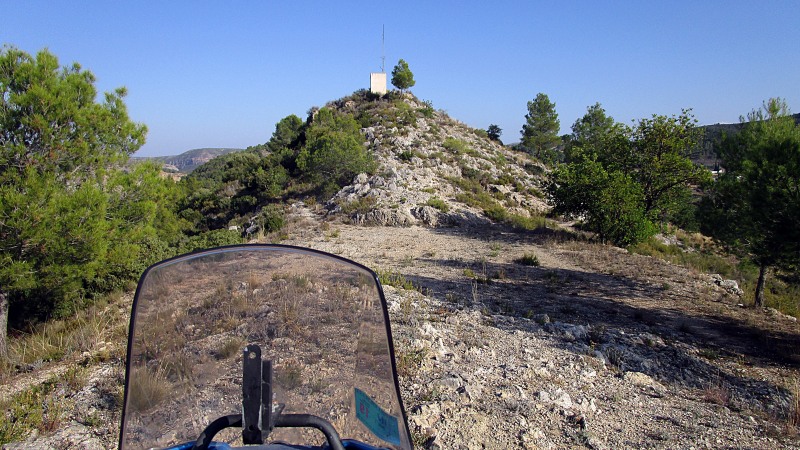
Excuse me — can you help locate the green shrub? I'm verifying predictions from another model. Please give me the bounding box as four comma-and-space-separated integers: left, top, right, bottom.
483, 204, 509, 222
339, 196, 378, 215
376, 269, 416, 291
506, 213, 541, 230
443, 137, 471, 154
398, 150, 417, 162
297, 108, 377, 192
425, 197, 449, 212
418, 106, 435, 118
525, 163, 545, 176
0, 379, 62, 444
516, 253, 540, 266
257, 204, 285, 233
177, 229, 243, 254
494, 173, 515, 186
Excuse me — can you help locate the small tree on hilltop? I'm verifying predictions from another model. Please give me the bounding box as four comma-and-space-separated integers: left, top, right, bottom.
296, 108, 376, 196
487, 124, 502, 142
391, 59, 415, 92
521, 93, 561, 163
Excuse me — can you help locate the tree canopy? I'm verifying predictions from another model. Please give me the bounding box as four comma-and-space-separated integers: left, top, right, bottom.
699, 98, 800, 306
547, 107, 708, 246
487, 124, 502, 142
0, 47, 176, 357
390, 59, 415, 91
297, 108, 376, 195
520, 93, 560, 163
565, 103, 616, 162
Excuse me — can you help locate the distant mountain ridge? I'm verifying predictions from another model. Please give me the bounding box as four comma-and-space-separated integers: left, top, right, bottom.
133, 148, 244, 173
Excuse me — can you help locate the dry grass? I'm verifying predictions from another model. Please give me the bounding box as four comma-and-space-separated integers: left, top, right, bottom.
789, 379, 800, 429
396, 347, 429, 378
217, 336, 246, 360
3, 292, 127, 378
702, 374, 732, 407
515, 253, 540, 266
127, 366, 171, 413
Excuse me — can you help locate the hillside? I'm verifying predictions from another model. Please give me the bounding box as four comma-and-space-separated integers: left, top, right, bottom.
2, 91, 799, 449
133, 147, 244, 173
319, 91, 548, 228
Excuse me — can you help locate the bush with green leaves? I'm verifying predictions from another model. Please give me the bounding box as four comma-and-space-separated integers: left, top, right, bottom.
547, 107, 708, 246
547, 155, 654, 246
443, 137, 471, 155
256, 204, 285, 234
425, 197, 449, 213
297, 108, 376, 195
175, 229, 244, 255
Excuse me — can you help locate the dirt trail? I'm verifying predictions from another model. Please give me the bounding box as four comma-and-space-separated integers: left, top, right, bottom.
279, 212, 800, 449
3, 211, 799, 449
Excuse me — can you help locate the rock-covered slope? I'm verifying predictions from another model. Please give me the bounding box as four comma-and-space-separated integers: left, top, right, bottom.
322, 92, 548, 227
279, 221, 800, 449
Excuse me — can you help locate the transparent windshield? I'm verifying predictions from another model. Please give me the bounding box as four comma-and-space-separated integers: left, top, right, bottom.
119, 245, 412, 449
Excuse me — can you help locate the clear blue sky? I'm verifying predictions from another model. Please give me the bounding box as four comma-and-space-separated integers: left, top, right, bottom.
4, 1, 799, 157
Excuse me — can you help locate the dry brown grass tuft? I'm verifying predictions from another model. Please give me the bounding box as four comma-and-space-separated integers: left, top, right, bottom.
127, 367, 171, 413
3, 293, 128, 378
702, 376, 731, 407
789, 379, 800, 429
217, 336, 246, 360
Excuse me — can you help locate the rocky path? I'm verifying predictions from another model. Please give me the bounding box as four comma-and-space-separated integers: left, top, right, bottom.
3, 211, 799, 449
281, 215, 800, 449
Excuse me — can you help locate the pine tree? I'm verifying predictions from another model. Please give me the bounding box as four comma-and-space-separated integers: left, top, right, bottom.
521, 93, 560, 162
391, 59, 415, 91
700, 98, 800, 306
0, 47, 151, 357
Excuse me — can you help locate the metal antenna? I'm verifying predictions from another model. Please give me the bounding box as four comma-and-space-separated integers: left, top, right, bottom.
381, 25, 385, 73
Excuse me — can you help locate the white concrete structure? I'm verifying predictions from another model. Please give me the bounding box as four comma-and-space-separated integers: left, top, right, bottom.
370, 72, 387, 95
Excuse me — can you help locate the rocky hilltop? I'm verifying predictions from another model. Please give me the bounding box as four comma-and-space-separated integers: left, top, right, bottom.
320, 91, 548, 229
2, 92, 799, 449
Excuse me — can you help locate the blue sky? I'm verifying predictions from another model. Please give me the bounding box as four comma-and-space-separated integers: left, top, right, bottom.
4, 1, 799, 157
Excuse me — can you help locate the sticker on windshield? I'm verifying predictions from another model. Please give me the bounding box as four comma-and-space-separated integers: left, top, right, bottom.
354, 388, 401, 446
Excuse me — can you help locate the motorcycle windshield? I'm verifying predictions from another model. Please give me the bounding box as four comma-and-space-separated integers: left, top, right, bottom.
119, 245, 412, 450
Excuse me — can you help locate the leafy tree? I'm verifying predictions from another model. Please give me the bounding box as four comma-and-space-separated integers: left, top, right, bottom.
297, 108, 376, 195
267, 114, 304, 154
0, 47, 151, 357
548, 155, 654, 246
487, 124, 502, 142
700, 98, 800, 306
566, 103, 616, 162
581, 109, 709, 223
391, 59, 415, 92
547, 109, 709, 246
521, 93, 560, 162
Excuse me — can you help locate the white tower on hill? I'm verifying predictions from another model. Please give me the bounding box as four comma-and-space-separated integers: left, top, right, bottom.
370, 26, 387, 95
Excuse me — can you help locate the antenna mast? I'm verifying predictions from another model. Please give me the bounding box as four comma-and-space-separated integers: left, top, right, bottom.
381, 25, 385, 73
